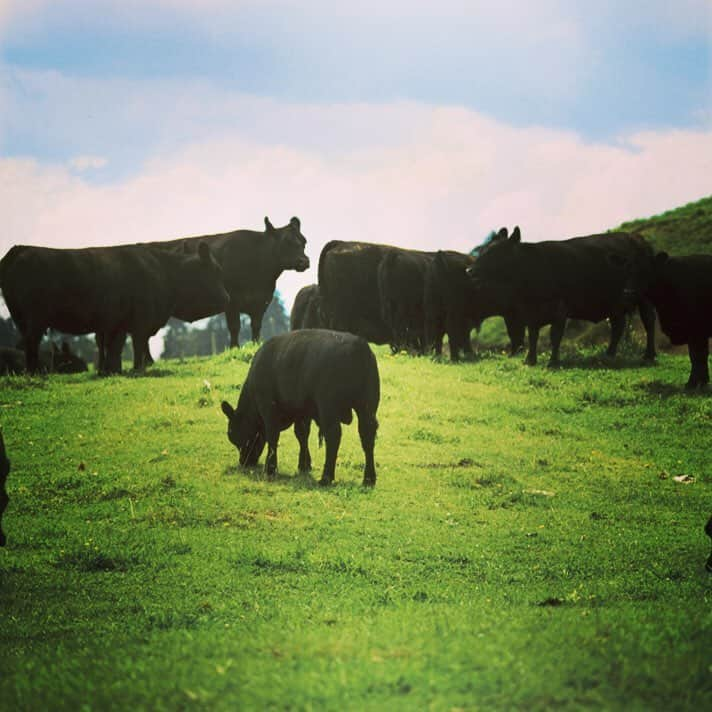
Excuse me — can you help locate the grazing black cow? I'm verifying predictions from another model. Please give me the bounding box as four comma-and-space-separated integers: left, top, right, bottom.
377, 250, 432, 353
290, 285, 325, 330
149, 217, 309, 348
625, 252, 712, 388
0, 431, 9, 546
0, 342, 87, 375
0, 242, 227, 374
706, 516, 712, 573
319, 240, 435, 349
221, 329, 380, 486
465, 227, 657, 366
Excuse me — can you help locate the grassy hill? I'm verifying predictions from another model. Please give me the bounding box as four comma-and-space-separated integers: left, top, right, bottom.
1, 349, 710, 710
617, 195, 712, 256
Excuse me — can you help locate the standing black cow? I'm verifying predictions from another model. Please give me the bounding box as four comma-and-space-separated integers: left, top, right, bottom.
319, 240, 436, 350
221, 329, 380, 487
423, 248, 525, 361
0, 431, 9, 546
377, 250, 433, 353
466, 227, 657, 366
290, 285, 325, 330
149, 217, 309, 348
0, 242, 227, 374
0, 342, 87, 375
625, 252, 712, 388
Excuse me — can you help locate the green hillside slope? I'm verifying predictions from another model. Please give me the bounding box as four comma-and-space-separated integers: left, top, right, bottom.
617, 194, 712, 255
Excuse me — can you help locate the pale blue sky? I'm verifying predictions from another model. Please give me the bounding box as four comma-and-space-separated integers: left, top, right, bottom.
1, 1, 710, 308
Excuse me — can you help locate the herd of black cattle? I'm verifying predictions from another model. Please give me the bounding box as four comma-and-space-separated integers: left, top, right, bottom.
0, 218, 710, 563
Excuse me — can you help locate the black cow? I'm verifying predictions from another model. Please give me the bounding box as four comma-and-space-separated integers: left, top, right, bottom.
319, 240, 434, 349
221, 329, 380, 486
625, 252, 712, 388
290, 285, 325, 330
0, 431, 9, 546
149, 217, 309, 348
0, 342, 87, 375
0, 242, 227, 374
377, 250, 433, 353
466, 227, 657, 366
423, 248, 526, 361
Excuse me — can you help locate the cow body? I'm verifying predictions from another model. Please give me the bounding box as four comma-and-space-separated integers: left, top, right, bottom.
0, 342, 87, 375
627, 253, 712, 388
221, 329, 379, 486
291, 284, 325, 330
319, 240, 434, 350
0, 431, 9, 546
466, 228, 657, 366
377, 250, 432, 352
150, 217, 309, 348
0, 242, 227, 374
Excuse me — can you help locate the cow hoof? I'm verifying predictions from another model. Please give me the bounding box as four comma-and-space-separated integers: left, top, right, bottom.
318, 477, 334, 487
362, 478, 376, 488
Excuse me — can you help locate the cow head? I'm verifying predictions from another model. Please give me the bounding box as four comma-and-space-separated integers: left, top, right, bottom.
465, 226, 523, 313
265, 216, 310, 272
621, 250, 666, 307
221, 400, 265, 467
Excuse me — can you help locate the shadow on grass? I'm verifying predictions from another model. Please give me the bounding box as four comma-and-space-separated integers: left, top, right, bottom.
639, 380, 709, 398
553, 352, 657, 371
221, 463, 373, 492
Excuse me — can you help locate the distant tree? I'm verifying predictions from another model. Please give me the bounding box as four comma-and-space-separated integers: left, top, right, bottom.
160, 293, 290, 359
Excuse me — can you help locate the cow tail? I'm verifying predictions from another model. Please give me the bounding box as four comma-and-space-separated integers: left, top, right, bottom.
317, 240, 343, 328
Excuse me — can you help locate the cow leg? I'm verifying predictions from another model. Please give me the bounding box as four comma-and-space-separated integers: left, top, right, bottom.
357, 412, 378, 487
294, 418, 312, 473
548, 318, 566, 367
23, 327, 43, 374
263, 414, 280, 477
606, 313, 625, 358
249, 309, 265, 343
225, 307, 241, 349
105, 331, 126, 374
144, 343, 155, 367
96, 333, 105, 373
319, 422, 342, 486
686, 337, 709, 390
506, 316, 525, 356
639, 300, 657, 361
525, 326, 539, 366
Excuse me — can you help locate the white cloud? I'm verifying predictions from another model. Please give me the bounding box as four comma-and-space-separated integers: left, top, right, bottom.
68, 155, 108, 171
1, 98, 710, 313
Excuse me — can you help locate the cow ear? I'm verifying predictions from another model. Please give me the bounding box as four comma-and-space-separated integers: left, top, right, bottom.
197, 241, 211, 262
221, 401, 235, 419
290, 216, 300, 229
264, 217, 275, 233
496, 227, 509, 241
510, 226, 521, 243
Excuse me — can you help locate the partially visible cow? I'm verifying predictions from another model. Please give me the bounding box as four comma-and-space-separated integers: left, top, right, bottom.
291, 285, 325, 330
149, 216, 309, 348
466, 227, 657, 366
0, 431, 9, 546
221, 329, 380, 487
319, 240, 437, 350
0, 342, 87, 375
625, 252, 712, 388
0, 242, 227, 374
377, 250, 432, 353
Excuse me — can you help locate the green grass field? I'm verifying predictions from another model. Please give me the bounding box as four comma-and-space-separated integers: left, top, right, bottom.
1, 344, 710, 711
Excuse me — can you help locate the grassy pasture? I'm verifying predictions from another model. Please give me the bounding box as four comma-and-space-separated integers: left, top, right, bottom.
1, 344, 710, 711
